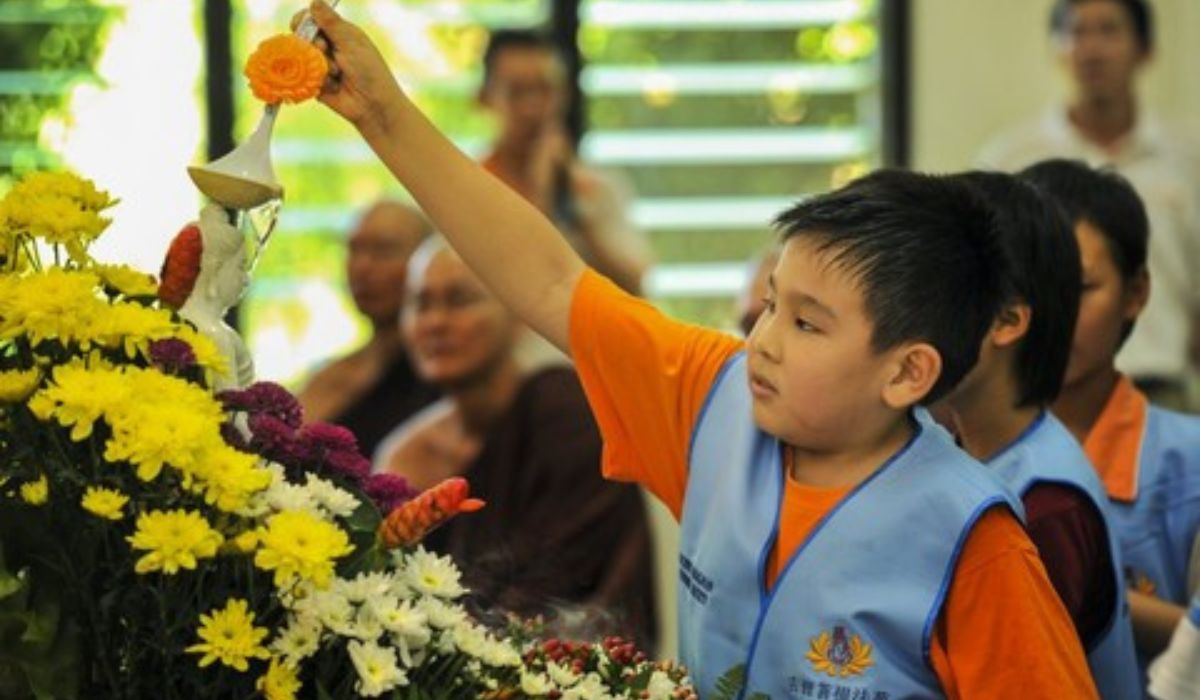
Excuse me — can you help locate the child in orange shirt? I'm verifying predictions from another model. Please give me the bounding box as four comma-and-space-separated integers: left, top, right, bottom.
939, 172, 1138, 697
301, 3, 1097, 697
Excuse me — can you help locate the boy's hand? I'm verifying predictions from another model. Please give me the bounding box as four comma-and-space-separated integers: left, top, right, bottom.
292, 1, 405, 136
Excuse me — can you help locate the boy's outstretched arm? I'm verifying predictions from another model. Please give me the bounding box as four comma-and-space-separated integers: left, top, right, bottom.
305, 0, 585, 352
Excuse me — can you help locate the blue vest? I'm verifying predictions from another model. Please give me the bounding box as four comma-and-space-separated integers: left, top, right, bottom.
1107, 405, 1200, 606
988, 411, 1141, 700
680, 354, 1021, 700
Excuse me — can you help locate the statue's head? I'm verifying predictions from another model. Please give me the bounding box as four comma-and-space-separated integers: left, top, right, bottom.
160, 205, 248, 312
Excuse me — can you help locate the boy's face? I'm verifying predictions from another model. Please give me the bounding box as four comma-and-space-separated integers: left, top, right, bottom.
746, 237, 912, 450
1056, 0, 1147, 102
1063, 220, 1146, 388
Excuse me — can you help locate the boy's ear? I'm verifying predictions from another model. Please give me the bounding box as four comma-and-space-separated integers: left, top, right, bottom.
881, 342, 941, 409
991, 303, 1032, 349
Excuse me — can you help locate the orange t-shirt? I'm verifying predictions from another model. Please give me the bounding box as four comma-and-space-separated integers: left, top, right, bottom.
1082, 374, 1148, 503
569, 269, 1097, 699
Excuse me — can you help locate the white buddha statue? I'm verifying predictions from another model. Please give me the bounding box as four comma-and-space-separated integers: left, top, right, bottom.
175, 204, 255, 389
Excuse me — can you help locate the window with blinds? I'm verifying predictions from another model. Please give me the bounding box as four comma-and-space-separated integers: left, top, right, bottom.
578, 0, 885, 329
0, 1, 110, 179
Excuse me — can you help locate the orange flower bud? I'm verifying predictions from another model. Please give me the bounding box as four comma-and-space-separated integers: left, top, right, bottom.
158, 224, 203, 309
244, 34, 328, 105
378, 477, 484, 550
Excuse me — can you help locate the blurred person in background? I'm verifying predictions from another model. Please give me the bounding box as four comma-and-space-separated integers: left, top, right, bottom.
298, 200, 438, 459
978, 0, 1200, 411
376, 237, 658, 650
479, 29, 650, 297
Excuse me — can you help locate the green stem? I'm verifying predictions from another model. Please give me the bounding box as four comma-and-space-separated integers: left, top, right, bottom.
52, 535, 121, 696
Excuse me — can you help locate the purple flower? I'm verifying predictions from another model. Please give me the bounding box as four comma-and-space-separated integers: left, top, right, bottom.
297, 422, 359, 454
218, 381, 303, 428
364, 472, 417, 514
247, 413, 300, 462
322, 448, 371, 484
148, 338, 196, 373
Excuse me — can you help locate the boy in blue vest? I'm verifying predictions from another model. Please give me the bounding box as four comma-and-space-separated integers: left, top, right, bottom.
1020, 159, 1200, 669
939, 172, 1139, 697
300, 2, 1097, 696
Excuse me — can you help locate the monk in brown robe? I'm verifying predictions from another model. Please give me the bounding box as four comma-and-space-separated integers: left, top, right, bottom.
378, 238, 657, 650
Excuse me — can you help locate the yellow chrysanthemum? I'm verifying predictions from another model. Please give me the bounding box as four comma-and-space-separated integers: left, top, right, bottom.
189, 445, 272, 513
257, 657, 301, 700
89, 302, 178, 359
225, 530, 260, 555
93, 263, 158, 297
102, 367, 226, 482
127, 509, 223, 574
254, 510, 354, 590
19, 474, 48, 505
0, 171, 116, 251
0, 269, 107, 347
28, 360, 127, 441
0, 367, 41, 402
80, 486, 129, 520
185, 598, 271, 672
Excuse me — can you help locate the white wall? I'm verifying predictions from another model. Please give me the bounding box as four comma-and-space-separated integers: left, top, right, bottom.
910, 0, 1200, 171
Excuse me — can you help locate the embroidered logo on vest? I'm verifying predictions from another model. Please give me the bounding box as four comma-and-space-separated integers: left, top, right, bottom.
806, 625, 874, 678
1126, 567, 1158, 596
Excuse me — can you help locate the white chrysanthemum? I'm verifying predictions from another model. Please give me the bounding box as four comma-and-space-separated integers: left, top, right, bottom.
548, 660, 581, 687
265, 480, 322, 517
480, 637, 522, 668
295, 589, 355, 637
520, 671, 555, 695
270, 616, 323, 666
561, 672, 614, 700
452, 622, 489, 659
350, 603, 384, 641
338, 571, 395, 604
417, 596, 467, 630
238, 463, 286, 518
645, 670, 679, 699
347, 640, 407, 698
304, 473, 360, 518
404, 548, 464, 599
371, 598, 431, 665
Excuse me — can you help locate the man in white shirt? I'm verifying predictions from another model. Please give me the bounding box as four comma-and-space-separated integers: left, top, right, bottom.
978, 0, 1200, 410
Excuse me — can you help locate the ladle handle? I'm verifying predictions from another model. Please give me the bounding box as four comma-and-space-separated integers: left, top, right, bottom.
294, 0, 341, 43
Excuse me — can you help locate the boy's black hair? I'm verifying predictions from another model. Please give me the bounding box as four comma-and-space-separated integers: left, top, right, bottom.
773, 169, 1005, 405
956, 171, 1081, 407
1018, 158, 1149, 347
482, 29, 558, 88
1050, 0, 1154, 53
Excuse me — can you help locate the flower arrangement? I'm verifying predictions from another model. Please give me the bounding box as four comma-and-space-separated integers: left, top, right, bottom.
0, 170, 695, 699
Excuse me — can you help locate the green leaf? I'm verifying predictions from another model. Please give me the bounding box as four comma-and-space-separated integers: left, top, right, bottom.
710, 664, 747, 700
316, 680, 335, 700
0, 560, 25, 601
344, 498, 381, 535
